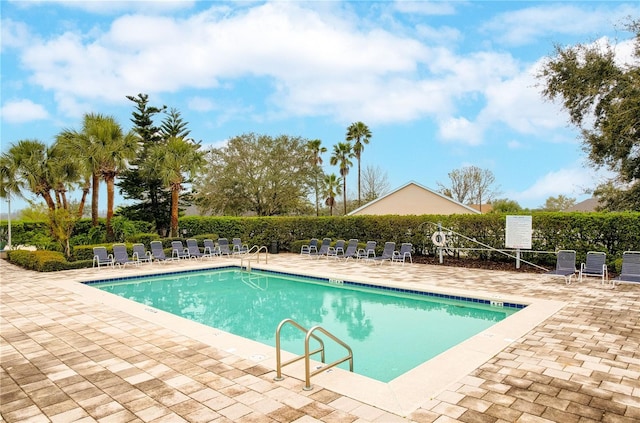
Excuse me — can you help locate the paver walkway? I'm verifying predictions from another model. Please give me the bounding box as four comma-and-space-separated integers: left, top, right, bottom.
1, 254, 639, 422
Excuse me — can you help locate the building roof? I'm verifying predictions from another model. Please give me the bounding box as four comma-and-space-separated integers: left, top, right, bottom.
563, 197, 601, 212
347, 181, 480, 216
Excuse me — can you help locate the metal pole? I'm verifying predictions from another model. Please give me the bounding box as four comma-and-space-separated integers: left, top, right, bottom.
437, 222, 443, 264
7, 195, 11, 249
516, 249, 520, 269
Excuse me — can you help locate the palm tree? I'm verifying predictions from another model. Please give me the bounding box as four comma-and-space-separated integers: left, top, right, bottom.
0, 140, 56, 211
323, 173, 342, 216
307, 139, 327, 216
346, 121, 372, 206
146, 137, 204, 237
329, 142, 353, 215
80, 114, 138, 240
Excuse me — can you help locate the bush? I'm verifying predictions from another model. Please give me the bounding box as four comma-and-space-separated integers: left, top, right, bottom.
7, 250, 68, 271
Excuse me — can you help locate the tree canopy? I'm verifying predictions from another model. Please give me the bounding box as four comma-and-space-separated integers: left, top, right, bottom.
194, 133, 316, 216
437, 166, 499, 208
538, 20, 640, 210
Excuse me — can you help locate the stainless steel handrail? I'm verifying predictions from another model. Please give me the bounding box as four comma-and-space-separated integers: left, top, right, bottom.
241, 245, 269, 270
274, 318, 353, 390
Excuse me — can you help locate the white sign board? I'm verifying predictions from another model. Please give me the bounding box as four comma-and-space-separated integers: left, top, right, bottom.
505, 215, 532, 249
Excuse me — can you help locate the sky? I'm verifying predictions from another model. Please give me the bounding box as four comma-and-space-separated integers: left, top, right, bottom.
1, 0, 639, 214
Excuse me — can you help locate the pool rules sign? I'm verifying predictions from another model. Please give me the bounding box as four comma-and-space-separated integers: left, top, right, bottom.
505, 215, 532, 250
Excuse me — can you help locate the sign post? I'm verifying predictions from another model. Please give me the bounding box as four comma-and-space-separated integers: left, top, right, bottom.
505, 215, 532, 269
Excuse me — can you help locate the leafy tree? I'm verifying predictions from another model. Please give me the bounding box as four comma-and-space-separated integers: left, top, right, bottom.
437, 166, 499, 209
80, 114, 138, 240
306, 139, 327, 216
537, 20, 640, 210
490, 198, 523, 213
330, 142, 353, 215
346, 122, 372, 206
194, 133, 316, 216
117, 94, 171, 234
146, 137, 204, 237
323, 173, 342, 216
541, 195, 576, 211
361, 165, 389, 203
0, 139, 81, 256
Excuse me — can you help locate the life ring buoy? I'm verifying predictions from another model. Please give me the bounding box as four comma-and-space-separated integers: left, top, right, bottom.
431, 231, 446, 247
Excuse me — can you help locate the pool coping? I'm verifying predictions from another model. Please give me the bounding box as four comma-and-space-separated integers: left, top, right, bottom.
71, 260, 566, 417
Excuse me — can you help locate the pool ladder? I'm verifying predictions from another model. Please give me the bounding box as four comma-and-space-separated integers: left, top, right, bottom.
274, 318, 353, 390
241, 245, 269, 271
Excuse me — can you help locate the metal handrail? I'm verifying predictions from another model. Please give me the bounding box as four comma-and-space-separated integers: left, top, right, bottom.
241, 245, 269, 270
274, 318, 353, 391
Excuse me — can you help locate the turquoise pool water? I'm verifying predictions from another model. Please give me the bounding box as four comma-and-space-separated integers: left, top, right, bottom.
90, 267, 521, 382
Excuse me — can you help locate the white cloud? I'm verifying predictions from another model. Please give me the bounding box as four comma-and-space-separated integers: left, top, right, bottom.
1, 19, 33, 50
1, 99, 49, 123
9, 0, 197, 15
438, 116, 484, 145
393, 1, 458, 16
512, 166, 614, 205
187, 97, 216, 112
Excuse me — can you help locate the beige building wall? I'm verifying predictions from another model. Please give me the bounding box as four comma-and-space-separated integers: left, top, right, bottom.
349, 182, 479, 216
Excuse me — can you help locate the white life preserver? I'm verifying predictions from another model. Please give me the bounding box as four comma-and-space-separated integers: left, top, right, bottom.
431, 231, 446, 247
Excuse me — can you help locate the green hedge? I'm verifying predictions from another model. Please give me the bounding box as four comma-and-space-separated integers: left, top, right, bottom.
5, 250, 93, 271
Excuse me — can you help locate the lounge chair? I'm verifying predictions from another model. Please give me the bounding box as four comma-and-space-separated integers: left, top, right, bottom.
171, 240, 191, 260
150, 241, 171, 263
203, 239, 219, 259
132, 243, 152, 265
186, 239, 205, 259
545, 250, 577, 284
92, 246, 114, 268
232, 238, 249, 255
301, 238, 319, 256
356, 241, 377, 260
340, 239, 359, 260
372, 242, 396, 265
392, 243, 413, 265
113, 244, 139, 267
311, 238, 331, 258
217, 238, 231, 257
614, 251, 640, 285
326, 240, 345, 259
578, 251, 608, 284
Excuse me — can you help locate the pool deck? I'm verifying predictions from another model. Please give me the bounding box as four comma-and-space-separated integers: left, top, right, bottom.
1, 254, 639, 422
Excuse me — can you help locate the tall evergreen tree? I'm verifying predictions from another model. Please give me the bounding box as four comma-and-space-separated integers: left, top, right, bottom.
117, 94, 171, 234
306, 139, 326, 216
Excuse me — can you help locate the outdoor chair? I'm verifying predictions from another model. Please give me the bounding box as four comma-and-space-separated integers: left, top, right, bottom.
217, 238, 232, 257
311, 238, 331, 258
150, 241, 171, 263
545, 250, 577, 284
92, 246, 114, 268
340, 239, 359, 260
372, 242, 396, 265
232, 238, 249, 255
132, 243, 152, 265
356, 241, 377, 260
113, 244, 139, 267
392, 243, 413, 265
203, 239, 220, 259
579, 251, 608, 285
186, 239, 205, 259
171, 240, 191, 260
614, 251, 640, 286
301, 238, 318, 256
326, 240, 345, 259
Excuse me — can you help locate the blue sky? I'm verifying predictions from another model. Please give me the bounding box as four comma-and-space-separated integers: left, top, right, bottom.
2, 0, 639, 214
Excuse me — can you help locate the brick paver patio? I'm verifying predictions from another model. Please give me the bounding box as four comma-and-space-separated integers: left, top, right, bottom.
1, 254, 639, 422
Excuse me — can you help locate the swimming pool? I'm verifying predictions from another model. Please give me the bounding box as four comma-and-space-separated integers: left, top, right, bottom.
89, 266, 522, 382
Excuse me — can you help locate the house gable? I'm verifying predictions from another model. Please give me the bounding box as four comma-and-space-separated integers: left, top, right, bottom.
348, 181, 480, 215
